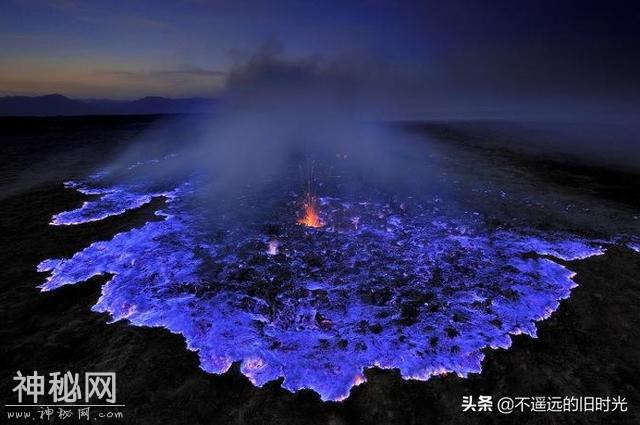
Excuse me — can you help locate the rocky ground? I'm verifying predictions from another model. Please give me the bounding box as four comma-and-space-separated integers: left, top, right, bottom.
1, 116, 638, 424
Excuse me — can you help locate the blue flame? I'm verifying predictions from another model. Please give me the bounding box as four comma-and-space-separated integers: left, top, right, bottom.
38, 160, 621, 401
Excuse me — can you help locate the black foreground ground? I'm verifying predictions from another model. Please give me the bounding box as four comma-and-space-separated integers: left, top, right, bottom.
1, 116, 639, 425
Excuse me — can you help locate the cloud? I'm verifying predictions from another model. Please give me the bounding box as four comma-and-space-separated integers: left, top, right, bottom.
21, 1, 175, 30
0, 65, 227, 99
98, 67, 226, 79
91, 67, 227, 95
75, 12, 174, 31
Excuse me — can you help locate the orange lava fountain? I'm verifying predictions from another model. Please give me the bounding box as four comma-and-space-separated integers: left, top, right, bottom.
298, 194, 323, 228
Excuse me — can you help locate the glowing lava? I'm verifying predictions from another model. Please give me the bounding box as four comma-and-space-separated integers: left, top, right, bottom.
298, 194, 323, 228
36, 157, 636, 402
267, 239, 280, 255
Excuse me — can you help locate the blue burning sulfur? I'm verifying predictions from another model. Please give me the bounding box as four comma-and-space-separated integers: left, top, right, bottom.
37, 157, 619, 402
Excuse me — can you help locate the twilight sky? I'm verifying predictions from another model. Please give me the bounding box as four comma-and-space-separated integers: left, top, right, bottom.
1, 0, 638, 119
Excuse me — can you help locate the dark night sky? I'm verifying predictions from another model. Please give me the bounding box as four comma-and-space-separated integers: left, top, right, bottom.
1, 0, 638, 119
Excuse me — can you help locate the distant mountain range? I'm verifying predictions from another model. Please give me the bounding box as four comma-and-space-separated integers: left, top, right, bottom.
0, 94, 219, 116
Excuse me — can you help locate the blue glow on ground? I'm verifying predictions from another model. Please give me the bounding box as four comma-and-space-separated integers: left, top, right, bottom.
38, 162, 630, 401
